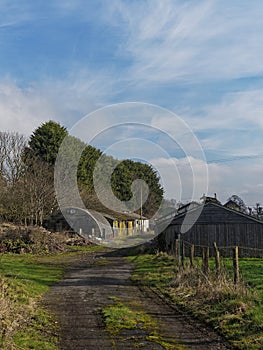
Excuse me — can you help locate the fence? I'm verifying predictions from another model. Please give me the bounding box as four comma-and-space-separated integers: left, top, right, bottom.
171, 238, 263, 284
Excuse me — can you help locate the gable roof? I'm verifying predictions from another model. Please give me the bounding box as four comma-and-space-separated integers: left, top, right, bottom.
170, 201, 263, 225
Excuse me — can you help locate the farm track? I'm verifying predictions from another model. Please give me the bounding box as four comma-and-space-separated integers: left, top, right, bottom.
45, 250, 233, 350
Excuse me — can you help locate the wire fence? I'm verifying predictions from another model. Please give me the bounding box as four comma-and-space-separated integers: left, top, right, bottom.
170, 238, 263, 284
180, 239, 263, 258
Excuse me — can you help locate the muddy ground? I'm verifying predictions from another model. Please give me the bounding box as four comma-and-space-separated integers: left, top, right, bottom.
45, 250, 233, 350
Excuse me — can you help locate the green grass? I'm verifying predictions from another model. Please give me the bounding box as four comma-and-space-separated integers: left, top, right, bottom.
0, 254, 63, 349
0, 254, 63, 295
102, 297, 184, 349
128, 252, 176, 287
67, 244, 106, 252
103, 300, 155, 334
128, 253, 263, 350
13, 309, 59, 350
221, 257, 263, 348
234, 258, 263, 290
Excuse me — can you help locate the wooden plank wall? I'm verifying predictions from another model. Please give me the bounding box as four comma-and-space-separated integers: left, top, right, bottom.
160, 223, 263, 257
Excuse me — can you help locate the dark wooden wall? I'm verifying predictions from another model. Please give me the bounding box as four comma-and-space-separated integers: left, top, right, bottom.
157, 202, 263, 257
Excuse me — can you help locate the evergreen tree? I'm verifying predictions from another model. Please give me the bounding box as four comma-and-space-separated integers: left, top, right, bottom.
111, 159, 163, 217
26, 120, 68, 164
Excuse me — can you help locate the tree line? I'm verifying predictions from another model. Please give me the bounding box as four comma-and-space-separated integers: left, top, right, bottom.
0, 121, 163, 226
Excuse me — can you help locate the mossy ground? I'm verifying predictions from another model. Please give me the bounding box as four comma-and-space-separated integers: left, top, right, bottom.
103, 297, 184, 349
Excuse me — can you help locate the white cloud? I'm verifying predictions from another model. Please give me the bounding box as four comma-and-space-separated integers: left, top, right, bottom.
0, 71, 113, 136
210, 159, 263, 207
151, 155, 263, 206
37, 69, 114, 121
107, 0, 263, 84
151, 156, 209, 202
197, 90, 263, 131
183, 89, 263, 156
0, 80, 55, 136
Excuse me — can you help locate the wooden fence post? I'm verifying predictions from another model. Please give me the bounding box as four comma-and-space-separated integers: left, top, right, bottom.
175, 239, 179, 260
233, 246, 239, 284
202, 246, 209, 275
178, 234, 181, 266
190, 244, 195, 268
181, 241, 185, 269
213, 242, 220, 276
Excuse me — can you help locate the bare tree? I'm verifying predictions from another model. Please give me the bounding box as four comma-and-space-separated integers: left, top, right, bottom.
20, 157, 56, 226
0, 132, 27, 185
0, 133, 56, 225
252, 203, 263, 220
227, 194, 247, 213
0, 132, 27, 222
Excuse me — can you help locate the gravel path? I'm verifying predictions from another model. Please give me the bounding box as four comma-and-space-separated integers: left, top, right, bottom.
45, 251, 233, 350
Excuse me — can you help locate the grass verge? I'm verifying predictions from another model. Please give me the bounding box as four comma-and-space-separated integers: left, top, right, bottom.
0, 244, 105, 350
128, 253, 263, 350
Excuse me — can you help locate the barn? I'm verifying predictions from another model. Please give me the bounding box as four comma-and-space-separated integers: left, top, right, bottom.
156, 198, 263, 257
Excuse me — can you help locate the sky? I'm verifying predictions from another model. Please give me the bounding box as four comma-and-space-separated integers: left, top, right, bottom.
1, 0, 263, 207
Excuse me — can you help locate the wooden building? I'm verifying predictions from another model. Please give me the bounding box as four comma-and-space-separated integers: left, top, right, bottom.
156, 200, 263, 257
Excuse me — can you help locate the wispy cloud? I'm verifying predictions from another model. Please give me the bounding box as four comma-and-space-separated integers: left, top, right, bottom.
0, 1, 32, 27
184, 89, 263, 156
106, 0, 263, 85
199, 90, 263, 130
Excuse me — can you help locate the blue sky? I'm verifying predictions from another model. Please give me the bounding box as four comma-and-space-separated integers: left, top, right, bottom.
1, 0, 263, 206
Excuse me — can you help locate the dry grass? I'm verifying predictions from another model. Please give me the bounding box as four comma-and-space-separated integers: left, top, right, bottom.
170, 265, 251, 305
0, 276, 34, 349
167, 264, 261, 349
168, 264, 255, 320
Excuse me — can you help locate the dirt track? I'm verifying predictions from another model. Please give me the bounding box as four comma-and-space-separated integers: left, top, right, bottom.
45, 251, 232, 350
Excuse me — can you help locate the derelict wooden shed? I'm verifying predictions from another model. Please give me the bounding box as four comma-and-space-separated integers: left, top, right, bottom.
157, 201, 263, 257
